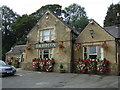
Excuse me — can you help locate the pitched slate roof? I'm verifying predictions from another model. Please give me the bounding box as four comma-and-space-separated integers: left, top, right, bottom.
6, 45, 26, 55
104, 26, 120, 38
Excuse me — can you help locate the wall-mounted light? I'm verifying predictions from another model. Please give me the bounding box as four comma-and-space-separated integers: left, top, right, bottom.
89, 29, 94, 38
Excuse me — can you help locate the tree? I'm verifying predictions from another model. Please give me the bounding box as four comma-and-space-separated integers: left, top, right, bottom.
0, 5, 20, 60
11, 14, 37, 44
31, 4, 65, 21
104, 3, 120, 27
1, 5, 19, 33
64, 3, 89, 32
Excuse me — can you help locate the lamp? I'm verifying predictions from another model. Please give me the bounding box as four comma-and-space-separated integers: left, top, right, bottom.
89, 29, 94, 38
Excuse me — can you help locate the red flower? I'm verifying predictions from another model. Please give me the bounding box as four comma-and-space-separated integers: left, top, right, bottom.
37, 59, 40, 61
84, 59, 89, 63
32, 59, 34, 62
44, 60, 48, 62
104, 60, 109, 63
51, 60, 55, 63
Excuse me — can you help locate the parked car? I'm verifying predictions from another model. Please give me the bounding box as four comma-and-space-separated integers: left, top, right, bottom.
0, 60, 16, 76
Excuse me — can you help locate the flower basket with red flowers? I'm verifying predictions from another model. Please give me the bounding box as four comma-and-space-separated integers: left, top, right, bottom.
26, 44, 31, 50
6, 60, 12, 65
51, 58, 55, 65
75, 44, 81, 51
75, 58, 110, 74
58, 41, 64, 48
32, 58, 37, 62
32, 58, 55, 72
14, 58, 20, 68
100, 42, 108, 50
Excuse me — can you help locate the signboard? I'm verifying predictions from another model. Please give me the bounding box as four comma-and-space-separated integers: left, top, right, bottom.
34, 42, 58, 49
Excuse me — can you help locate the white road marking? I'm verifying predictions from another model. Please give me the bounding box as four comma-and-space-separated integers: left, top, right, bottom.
36, 82, 48, 85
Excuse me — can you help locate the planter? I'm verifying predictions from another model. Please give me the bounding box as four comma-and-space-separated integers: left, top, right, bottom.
100, 42, 108, 50
60, 69, 65, 73
58, 41, 64, 48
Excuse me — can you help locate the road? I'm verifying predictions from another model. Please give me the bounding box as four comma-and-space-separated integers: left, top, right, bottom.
1, 69, 119, 88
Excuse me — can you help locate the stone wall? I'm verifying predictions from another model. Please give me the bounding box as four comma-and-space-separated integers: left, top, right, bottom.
21, 62, 33, 71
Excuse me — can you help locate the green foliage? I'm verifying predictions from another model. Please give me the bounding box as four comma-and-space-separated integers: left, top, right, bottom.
1, 5, 20, 32
64, 3, 89, 32
1, 5, 20, 60
31, 4, 65, 20
11, 14, 37, 44
60, 63, 63, 69
104, 3, 120, 27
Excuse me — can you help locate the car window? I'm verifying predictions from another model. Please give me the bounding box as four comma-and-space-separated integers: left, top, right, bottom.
0, 61, 7, 65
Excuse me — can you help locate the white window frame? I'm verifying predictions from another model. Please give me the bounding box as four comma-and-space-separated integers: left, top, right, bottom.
83, 46, 104, 60
39, 29, 54, 42
39, 49, 53, 59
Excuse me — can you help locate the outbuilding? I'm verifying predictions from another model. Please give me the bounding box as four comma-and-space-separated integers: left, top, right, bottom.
74, 20, 120, 75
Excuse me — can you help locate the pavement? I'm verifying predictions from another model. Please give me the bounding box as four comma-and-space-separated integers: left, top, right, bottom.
1, 68, 119, 88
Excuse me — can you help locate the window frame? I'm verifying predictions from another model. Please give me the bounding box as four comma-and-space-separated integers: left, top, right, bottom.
83, 46, 104, 60
39, 29, 54, 42
39, 48, 53, 59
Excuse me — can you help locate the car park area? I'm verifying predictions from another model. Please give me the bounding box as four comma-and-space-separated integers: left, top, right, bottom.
1, 69, 119, 88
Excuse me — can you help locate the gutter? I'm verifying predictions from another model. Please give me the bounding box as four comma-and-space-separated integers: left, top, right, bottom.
70, 31, 76, 73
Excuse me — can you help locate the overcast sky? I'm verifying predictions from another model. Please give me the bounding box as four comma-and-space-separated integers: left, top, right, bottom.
0, 0, 119, 26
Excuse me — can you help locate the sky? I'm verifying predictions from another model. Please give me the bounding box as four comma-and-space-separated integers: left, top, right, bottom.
0, 0, 119, 26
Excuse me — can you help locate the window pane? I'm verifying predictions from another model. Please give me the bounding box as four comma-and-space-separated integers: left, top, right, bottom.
43, 49, 49, 58
84, 53, 87, 59
50, 30, 54, 40
44, 54, 48, 58
44, 30, 50, 36
84, 47, 87, 52
51, 35, 54, 40
43, 36, 49, 41
98, 46, 104, 60
40, 31, 43, 41
44, 49, 49, 53
39, 50, 42, 58
49, 49, 52, 58
89, 46, 96, 54
51, 30, 54, 35
83, 47, 88, 59
43, 30, 50, 41
100, 48, 104, 60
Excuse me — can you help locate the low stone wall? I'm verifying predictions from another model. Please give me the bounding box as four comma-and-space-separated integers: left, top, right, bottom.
21, 62, 33, 71
110, 63, 118, 75
21, 61, 71, 72
21, 62, 118, 75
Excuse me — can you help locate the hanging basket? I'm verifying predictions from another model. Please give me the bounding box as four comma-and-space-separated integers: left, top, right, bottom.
26, 44, 31, 50
75, 44, 81, 51
100, 42, 108, 50
58, 41, 64, 48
